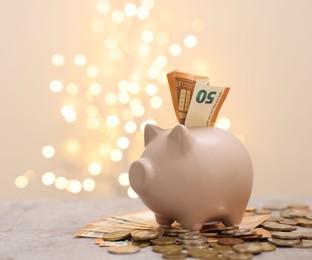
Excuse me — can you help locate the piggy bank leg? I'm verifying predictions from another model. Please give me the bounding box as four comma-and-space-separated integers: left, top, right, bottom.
222, 215, 243, 227
155, 213, 174, 227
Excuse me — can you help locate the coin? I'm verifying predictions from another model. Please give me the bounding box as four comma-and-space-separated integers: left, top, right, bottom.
108, 245, 141, 254
131, 241, 151, 248
180, 237, 207, 246
178, 231, 203, 240
102, 230, 131, 241
223, 251, 253, 260
184, 243, 210, 250
218, 238, 244, 246
287, 203, 310, 209
233, 229, 256, 237
163, 228, 190, 237
293, 239, 312, 248
232, 243, 262, 254
151, 236, 177, 245
268, 237, 300, 247
271, 232, 302, 240
278, 219, 298, 226
152, 244, 183, 253
301, 232, 312, 239
162, 251, 188, 259
200, 256, 227, 260
202, 232, 219, 237
187, 248, 217, 258
245, 207, 257, 212
131, 229, 160, 241
267, 216, 284, 222
260, 242, 277, 252
297, 218, 312, 228
261, 221, 296, 231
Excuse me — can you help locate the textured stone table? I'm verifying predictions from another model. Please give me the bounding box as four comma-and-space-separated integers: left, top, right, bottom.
1, 197, 312, 259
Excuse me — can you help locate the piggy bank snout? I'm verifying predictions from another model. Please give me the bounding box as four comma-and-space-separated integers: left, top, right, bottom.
129, 158, 152, 193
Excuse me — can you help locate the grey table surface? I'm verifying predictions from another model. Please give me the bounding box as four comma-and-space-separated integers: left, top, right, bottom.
1, 196, 312, 260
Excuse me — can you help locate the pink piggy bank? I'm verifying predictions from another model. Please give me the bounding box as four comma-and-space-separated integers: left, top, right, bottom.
129, 124, 253, 231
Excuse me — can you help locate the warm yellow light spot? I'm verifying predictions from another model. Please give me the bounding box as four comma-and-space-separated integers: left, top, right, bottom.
105, 37, 117, 50
112, 10, 125, 23
141, 30, 154, 43
129, 98, 141, 108
215, 117, 231, 130
184, 34, 197, 48
49, 80, 63, 93
110, 149, 123, 162
127, 82, 140, 95
127, 186, 138, 199
179, 18, 190, 30
24, 170, 36, 180
124, 3, 137, 17
150, 96, 163, 108
160, 9, 172, 23
137, 6, 149, 19
109, 49, 123, 61
148, 66, 160, 79
42, 172, 56, 186
106, 115, 120, 127
132, 104, 145, 117
142, 0, 154, 9
118, 91, 130, 104
90, 18, 104, 32
88, 82, 102, 95
86, 105, 99, 117
65, 83, 79, 96
67, 180, 82, 193
140, 119, 157, 132
61, 104, 77, 122
88, 162, 102, 176
42, 145, 55, 158
156, 32, 169, 45
51, 54, 64, 66
118, 80, 128, 91
118, 173, 129, 186
122, 108, 134, 121
138, 43, 150, 55
74, 54, 87, 67
65, 139, 80, 155
86, 65, 99, 78
83, 178, 95, 192
117, 136, 130, 149
192, 19, 205, 31
169, 44, 182, 56
124, 121, 137, 133
105, 92, 117, 105
55, 177, 68, 190
145, 83, 158, 96
86, 117, 100, 130
98, 143, 111, 156
155, 55, 167, 68
15, 176, 28, 189
97, 1, 110, 15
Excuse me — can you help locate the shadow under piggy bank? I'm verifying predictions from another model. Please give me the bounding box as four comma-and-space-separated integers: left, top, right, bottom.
129, 124, 253, 231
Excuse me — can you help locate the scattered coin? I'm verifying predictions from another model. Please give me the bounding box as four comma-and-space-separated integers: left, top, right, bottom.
267, 216, 284, 222
187, 248, 217, 258
301, 232, 312, 240
278, 219, 298, 226
102, 230, 131, 241
232, 243, 262, 254
297, 218, 312, 228
163, 251, 188, 259
131, 229, 160, 241
152, 244, 183, 253
233, 229, 256, 237
132, 241, 151, 248
180, 237, 207, 246
108, 245, 141, 254
271, 232, 302, 240
268, 237, 300, 247
261, 221, 296, 231
260, 242, 277, 252
293, 239, 312, 248
287, 203, 309, 209
151, 236, 177, 245
223, 251, 253, 260
178, 231, 203, 240
218, 238, 244, 246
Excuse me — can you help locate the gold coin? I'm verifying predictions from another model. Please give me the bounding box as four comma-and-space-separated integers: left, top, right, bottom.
180, 237, 207, 246
178, 231, 203, 240
108, 245, 141, 254
102, 230, 131, 241
268, 237, 300, 247
301, 232, 312, 239
162, 251, 188, 259
218, 238, 244, 246
187, 248, 217, 258
202, 232, 219, 238
260, 242, 277, 252
271, 231, 302, 240
278, 219, 298, 225
234, 229, 256, 237
232, 243, 262, 254
131, 241, 151, 248
261, 221, 296, 231
152, 244, 183, 253
151, 236, 177, 245
200, 256, 227, 260
297, 218, 312, 228
293, 239, 312, 248
131, 229, 160, 241
183, 243, 210, 250
287, 203, 310, 209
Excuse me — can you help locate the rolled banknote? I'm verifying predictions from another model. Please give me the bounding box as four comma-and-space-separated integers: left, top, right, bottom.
167, 70, 230, 127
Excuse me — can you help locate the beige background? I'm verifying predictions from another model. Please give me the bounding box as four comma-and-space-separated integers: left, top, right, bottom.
1, 0, 312, 199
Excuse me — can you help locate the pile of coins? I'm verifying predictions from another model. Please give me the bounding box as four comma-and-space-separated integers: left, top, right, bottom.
101, 203, 312, 259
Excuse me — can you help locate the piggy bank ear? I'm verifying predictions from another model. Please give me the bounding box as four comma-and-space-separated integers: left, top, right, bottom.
144, 124, 164, 147
168, 124, 193, 153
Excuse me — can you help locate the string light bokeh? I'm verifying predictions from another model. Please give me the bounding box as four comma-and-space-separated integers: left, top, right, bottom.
14, 0, 234, 198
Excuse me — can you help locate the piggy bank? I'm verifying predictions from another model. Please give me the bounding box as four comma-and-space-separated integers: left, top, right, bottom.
129, 124, 253, 231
